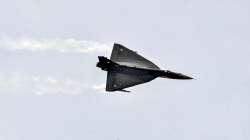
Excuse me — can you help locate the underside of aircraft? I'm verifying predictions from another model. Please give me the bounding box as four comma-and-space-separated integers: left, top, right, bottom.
97, 43, 193, 92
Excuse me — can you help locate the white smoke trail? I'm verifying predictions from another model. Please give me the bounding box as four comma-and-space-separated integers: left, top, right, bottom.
0, 38, 112, 54
0, 73, 105, 95
0, 38, 111, 94
92, 83, 106, 93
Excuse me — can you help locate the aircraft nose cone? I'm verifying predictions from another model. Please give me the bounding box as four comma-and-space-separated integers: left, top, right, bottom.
173, 73, 193, 80
180, 74, 193, 80
165, 71, 193, 80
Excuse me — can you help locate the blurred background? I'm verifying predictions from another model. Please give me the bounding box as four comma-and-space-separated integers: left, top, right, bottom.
0, 0, 249, 139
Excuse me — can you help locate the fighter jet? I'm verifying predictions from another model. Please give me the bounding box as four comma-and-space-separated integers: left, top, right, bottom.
97, 43, 193, 92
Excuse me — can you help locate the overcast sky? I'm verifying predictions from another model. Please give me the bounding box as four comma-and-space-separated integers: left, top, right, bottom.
0, 0, 249, 140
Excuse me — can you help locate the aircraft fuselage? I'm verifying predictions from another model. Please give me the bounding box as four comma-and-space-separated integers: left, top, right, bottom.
97, 56, 192, 80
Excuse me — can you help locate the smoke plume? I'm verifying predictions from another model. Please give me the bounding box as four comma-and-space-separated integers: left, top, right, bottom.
0, 38, 111, 95
0, 73, 106, 95
0, 38, 112, 54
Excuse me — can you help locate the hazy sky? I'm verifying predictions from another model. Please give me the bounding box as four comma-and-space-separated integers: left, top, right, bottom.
0, 0, 249, 140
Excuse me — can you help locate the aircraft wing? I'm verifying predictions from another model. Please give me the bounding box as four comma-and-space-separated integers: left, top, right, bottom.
110, 43, 160, 70
106, 71, 156, 91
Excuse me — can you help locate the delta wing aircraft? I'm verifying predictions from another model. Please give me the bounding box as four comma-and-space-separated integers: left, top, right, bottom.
97, 43, 193, 92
